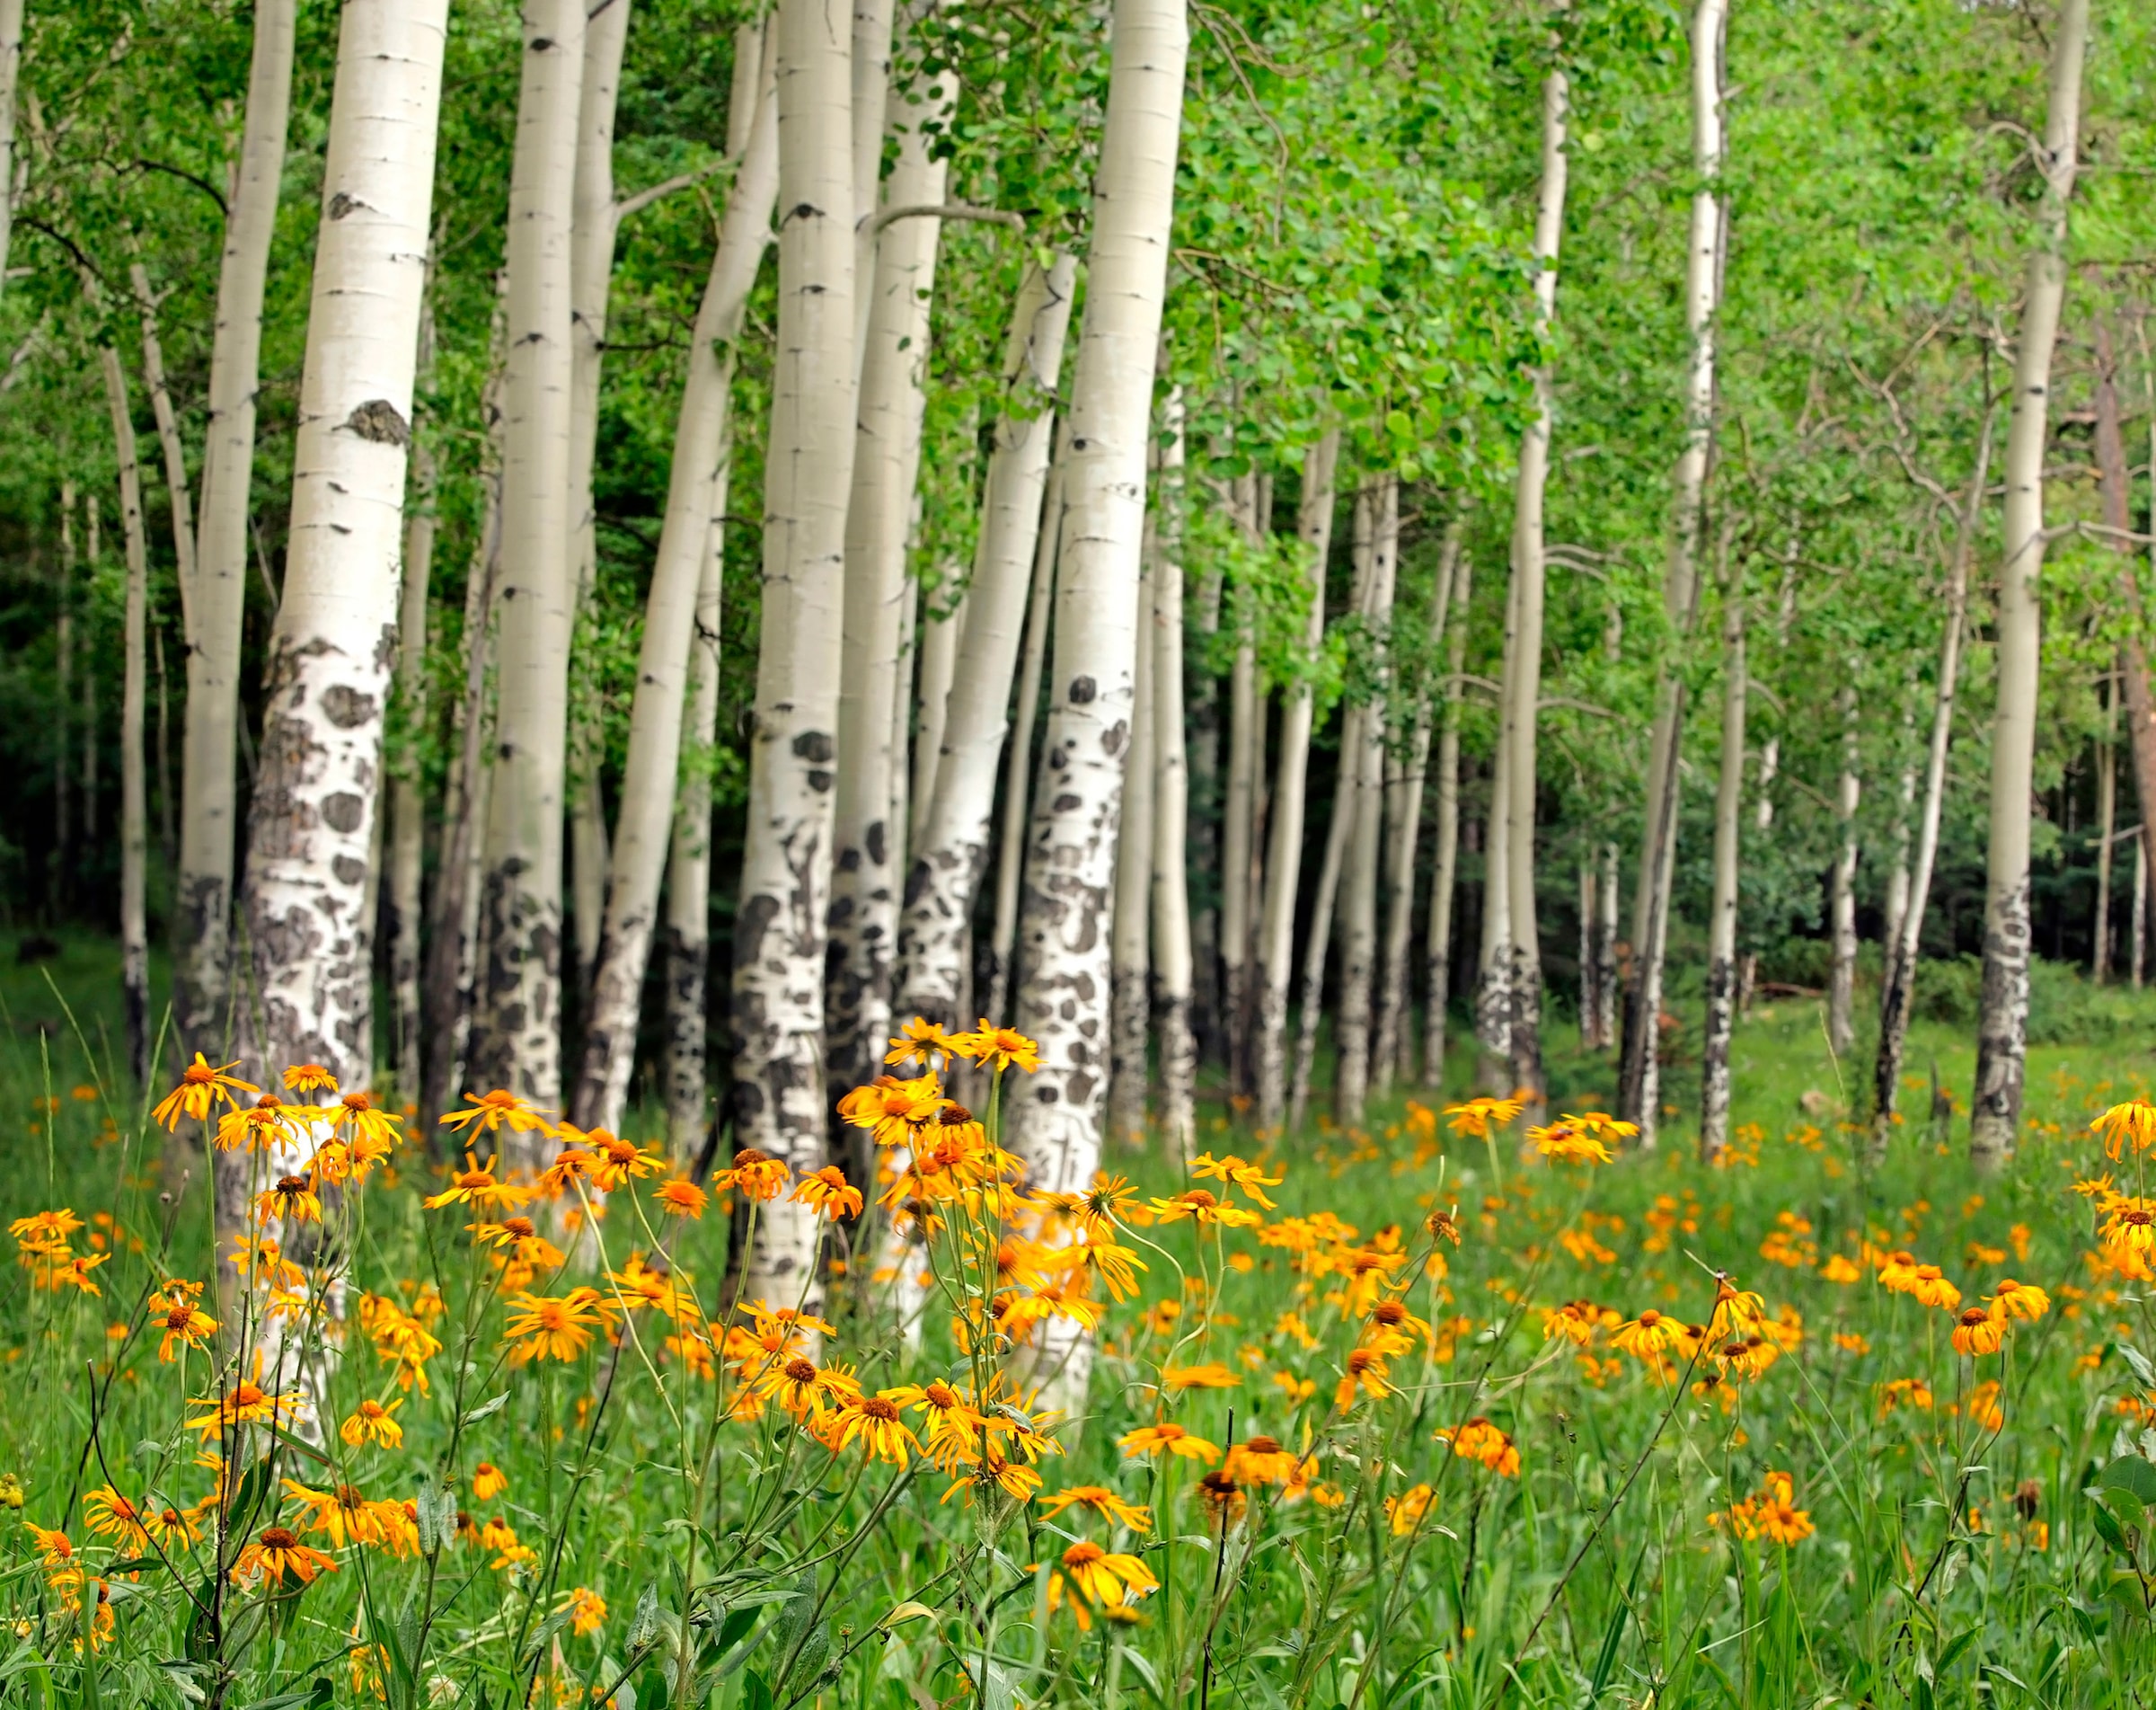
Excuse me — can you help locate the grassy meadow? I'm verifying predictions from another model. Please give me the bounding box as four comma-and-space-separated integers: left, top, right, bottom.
3, 935, 2156, 1708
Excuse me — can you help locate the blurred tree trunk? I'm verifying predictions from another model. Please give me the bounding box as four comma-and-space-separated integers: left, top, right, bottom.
1422, 545, 1472, 1084
97, 344, 150, 1087
1150, 393, 1197, 1158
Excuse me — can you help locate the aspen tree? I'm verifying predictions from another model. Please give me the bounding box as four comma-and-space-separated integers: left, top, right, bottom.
1871, 408, 1991, 1144
1421, 546, 1472, 1085
1108, 537, 1156, 1146
1150, 391, 1198, 1159
127, 266, 197, 628
1254, 429, 1338, 1130
1972, 0, 2086, 1168
1334, 476, 1397, 1128
1006, 0, 1188, 1355
985, 447, 1066, 1025
232, 0, 447, 1417
1826, 684, 1860, 1057
564, 0, 632, 1003
570, 33, 779, 1133
0, 0, 22, 297
1699, 549, 1745, 1160
733, 0, 860, 1311
174, 0, 296, 1059
2097, 682, 2116, 982
385, 302, 437, 1095
897, 256, 1078, 1025
1498, 65, 1569, 1101
909, 591, 965, 849
1474, 571, 1515, 1090
1618, 0, 1724, 1145
97, 345, 150, 1086
472, 0, 587, 1130
828, 82, 953, 1103
2093, 323, 2156, 988
1219, 474, 1263, 1085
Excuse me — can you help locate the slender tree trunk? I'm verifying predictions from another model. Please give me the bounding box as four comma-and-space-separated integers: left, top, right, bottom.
564, 0, 634, 1008
1422, 545, 1472, 1085
909, 589, 964, 852
128, 264, 199, 622
897, 257, 1077, 1024
828, 84, 952, 1103
99, 346, 151, 1087
232, 0, 446, 1422
1108, 532, 1156, 1146
733, 0, 859, 1311
662, 509, 728, 1160
1594, 842, 1619, 1046
1699, 562, 1745, 1161
1972, 0, 2086, 1169
1871, 406, 1992, 1146
570, 40, 778, 1134
1475, 563, 1516, 1091
1501, 67, 1568, 1104
1288, 732, 1352, 1127
1219, 475, 1262, 1090
386, 310, 437, 1099
2097, 679, 2116, 982
53, 482, 74, 911
472, 0, 586, 1134
1375, 521, 1458, 1090
1883, 749, 1915, 962
1827, 685, 1860, 1056
1335, 476, 1397, 1127
84, 500, 100, 854
849, 0, 895, 375
1150, 393, 1197, 1157
0, 0, 23, 300
1255, 430, 1339, 1130
1008, 0, 1186, 1412
2094, 321, 2156, 998
1619, 0, 1725, 1145
985, 445, 1065, 1024
2136, 837, 2148, 992
1578, 862, 1601, 1050
175, 0, 296, 1060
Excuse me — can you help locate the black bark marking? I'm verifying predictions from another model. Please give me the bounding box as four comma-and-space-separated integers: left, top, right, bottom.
321, 684, 376, 728
322, 792, 365, 834
1069, 676, 1097, 704
345, 399, 410, 445
793, 730, 835, 764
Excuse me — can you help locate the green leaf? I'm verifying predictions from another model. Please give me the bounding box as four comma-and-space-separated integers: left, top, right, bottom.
741, 1670, 774, 1710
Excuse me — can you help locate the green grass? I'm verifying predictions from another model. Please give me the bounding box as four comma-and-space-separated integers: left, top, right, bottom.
4, 935, 2156, 1709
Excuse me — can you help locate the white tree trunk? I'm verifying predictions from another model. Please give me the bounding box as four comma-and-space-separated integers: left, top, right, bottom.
1255, 429, 1338, 1129
1008, 0, 1186, 1409
1619, 0, 1724, 1146
828, 85, 952, 1100
1972, 0, 2085, 1168
1871, 408, 1992, 1146
2136, 837, 2148, 992
1288, 725, 1352, 1127
848, 0, 895, 373
2096, 686, 2116, 982
1108, 535, 1156, 1145
233, 0, 446, 1424
99, 345, 151, 1085
1475, 572, 1516, 1090
909, 589, 964, 851
128, 264, 199, 625
1825, 685, 1861, 1058
1698, 572, 1745, 1160
386, 316, 437, 1098
1334, 477, 1397, 1127
1149, 393, 1197, 1157
569, 39, 778, 1133
175, 0, 296, 1058
563, 0, 633, 1004
1421, 544, 1472, 1085
985, 445, 1066, 1023
734, 0, 859, 1310
897, 255, 1077, 1024
1219, 475, 1263, 1087
473, 0, 585, 1130
1501, 70, 1568, 1103
0, 0, 23, 297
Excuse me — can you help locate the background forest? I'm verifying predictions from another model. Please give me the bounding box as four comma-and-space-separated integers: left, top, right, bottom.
0, 0, 2155, 1706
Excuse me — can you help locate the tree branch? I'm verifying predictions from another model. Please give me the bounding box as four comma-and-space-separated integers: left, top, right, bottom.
614, 158, 729, 226
868, 201, 1023, 236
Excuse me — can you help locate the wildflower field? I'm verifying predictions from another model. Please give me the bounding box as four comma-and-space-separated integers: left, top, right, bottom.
6, 968, 2156, 1710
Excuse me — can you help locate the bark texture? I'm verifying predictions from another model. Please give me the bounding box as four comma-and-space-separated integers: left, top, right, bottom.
1972, 0, 2086, 1168
897, 256, 1077, 1025
1149, 393, 1197, 1158
1698, 570, 1745, 1160
1421, 545, 1472, 1085
732, 0, 860, 1311
472, 0, 587, 1130
175, 0, 296, 1060
1108, 538, 1156, 1146
1334, 477, 1398, 1127
1827, 685, 1860, 1056
99, 345, 151, 1086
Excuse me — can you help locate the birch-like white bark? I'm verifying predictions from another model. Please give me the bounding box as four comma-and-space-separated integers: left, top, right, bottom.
2096, 684, 2116, 981
1475, 567, 1516, 1090
1972, 0, 2086, 1166
1871, 410, 1991, 1146
1149, 393, 1197, 1158
128, 265, 199, 631
1827, 685, 1860, 1057
1219, 476, 1262, 1087
734, 0, 859, 1310
473, 0, 586, 1133
175, 0, 296, 1059
1619, 0, 1723, 1145
897, 255, 1077, 1025
386, 426, 436, 1100
1421, 545, 1472, 1085
828, 81, 951, 1102
99, 345, 151, 1086
1255, 430, 1338, 1129
985, 447, 1066, 1024
570, 41, 779, 1133
1008, 0, 1186, 1407
1108, 536, 1156, 1145
1334, 478, 1397, 1127
1698, 569, 1745, 1160
0, 0, 23, 298
1501, 68, 1568, 1102
233, 0, 446, 1424
909, 589, 964, 853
